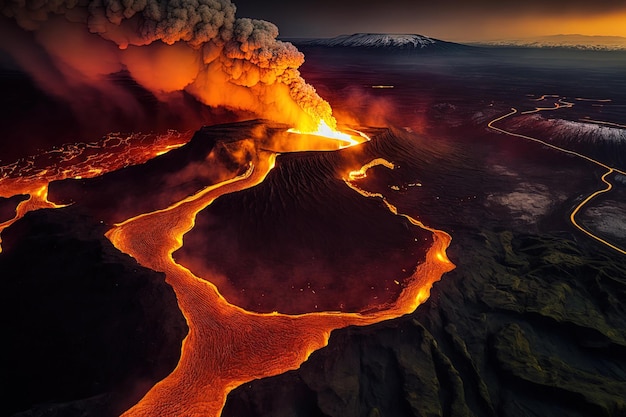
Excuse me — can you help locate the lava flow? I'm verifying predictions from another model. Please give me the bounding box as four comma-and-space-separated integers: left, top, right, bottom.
102, 128, 454, 416
0, 121, 454, 415
0, 130, 192, 252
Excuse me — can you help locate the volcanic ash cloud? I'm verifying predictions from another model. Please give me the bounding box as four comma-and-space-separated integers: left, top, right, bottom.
0, 0, 335, 130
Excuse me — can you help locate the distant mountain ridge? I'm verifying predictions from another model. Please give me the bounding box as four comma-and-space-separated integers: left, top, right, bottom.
474, 34, 626, 50
290, 33, 467, 50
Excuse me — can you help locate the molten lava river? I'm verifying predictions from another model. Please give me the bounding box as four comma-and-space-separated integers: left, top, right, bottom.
0, 122, 454, 416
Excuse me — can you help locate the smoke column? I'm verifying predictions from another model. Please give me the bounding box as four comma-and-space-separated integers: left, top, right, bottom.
0, 0, 335, 131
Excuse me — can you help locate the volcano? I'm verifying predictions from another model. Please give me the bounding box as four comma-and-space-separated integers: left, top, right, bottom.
2, 19, 626, 417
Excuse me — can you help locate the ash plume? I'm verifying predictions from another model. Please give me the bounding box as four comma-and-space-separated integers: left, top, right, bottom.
0, 0, 335, 131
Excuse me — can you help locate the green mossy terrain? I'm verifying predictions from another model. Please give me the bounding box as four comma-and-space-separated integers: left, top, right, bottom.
224, 229, 626, 417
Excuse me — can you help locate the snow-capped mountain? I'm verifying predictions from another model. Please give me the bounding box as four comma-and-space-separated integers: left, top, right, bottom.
303, 33, 436, 48
292, 33, 462, 49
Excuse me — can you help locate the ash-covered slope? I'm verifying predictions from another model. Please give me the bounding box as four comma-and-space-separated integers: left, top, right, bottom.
173, 127, 441, 315
292, 33, 469, 51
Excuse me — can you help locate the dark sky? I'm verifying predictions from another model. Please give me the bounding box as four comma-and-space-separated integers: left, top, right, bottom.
232, 0, 626, 41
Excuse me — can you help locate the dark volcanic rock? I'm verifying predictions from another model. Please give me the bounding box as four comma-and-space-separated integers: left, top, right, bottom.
492, 323, 626, 417
1, 206, 187, 417
0, 194, 27, 223
223, 229, 626, 417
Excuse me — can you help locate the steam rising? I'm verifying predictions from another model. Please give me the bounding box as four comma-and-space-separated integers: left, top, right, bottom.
0, 0, 335, 130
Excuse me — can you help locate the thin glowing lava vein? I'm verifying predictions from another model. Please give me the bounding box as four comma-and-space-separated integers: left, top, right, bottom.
0, 1, 454, 416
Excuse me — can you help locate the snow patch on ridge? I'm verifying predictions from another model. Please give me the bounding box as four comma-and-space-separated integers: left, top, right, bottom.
519, 115, 626, 144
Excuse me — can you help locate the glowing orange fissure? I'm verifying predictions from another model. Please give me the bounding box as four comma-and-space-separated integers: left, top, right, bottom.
0, 124, 454, 417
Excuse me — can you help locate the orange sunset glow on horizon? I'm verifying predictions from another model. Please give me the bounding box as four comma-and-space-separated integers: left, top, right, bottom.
366, 10, 626, 43
233, 0, 626, 42
450, 10, 626, 42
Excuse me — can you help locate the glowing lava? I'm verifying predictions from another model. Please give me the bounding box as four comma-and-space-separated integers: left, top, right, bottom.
1, 124, 454, 417
0, 183, 65, 253
0, 130, 192, 253
103, 136, 453, 416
